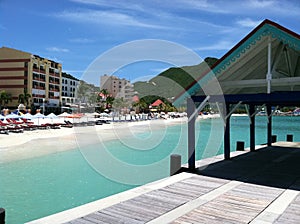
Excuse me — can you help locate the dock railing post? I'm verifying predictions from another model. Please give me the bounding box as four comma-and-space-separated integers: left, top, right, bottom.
236, 141, 245, 151
0, 208, 5, 224
187, 98, 196, 170
224, 103, 231, 160
267, 104, 272, 146
249, 104, 255, 152
287, 134, 293, 142
170, 154, 182, 176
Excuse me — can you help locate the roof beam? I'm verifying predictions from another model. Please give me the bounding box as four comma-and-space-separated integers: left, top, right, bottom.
220, 76, 300, 88
192, 91, 300, 105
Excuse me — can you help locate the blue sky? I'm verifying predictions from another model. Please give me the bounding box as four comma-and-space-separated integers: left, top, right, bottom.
1, 0, 300, 85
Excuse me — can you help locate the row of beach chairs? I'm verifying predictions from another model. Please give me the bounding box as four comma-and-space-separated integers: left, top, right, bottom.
0, 118, 74, 135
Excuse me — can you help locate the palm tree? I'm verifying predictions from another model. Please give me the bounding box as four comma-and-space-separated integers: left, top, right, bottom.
18, 88, 31, 106
105, 95, 115, 109
99, 89, 114, 109
0, 90, 12, 110
133, 99, 148, 113
99, 89, 109, 99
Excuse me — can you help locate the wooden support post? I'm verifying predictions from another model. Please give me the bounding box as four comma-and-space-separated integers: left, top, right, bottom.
267, 104, 272, 146
224, 103, 231, 160
0, 208, 5, 224
187, 98, 196, 170
249, 104, 255, 152
170, 154, 182, 176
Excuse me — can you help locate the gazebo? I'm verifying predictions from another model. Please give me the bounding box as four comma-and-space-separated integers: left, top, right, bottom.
180, 19, 300, 169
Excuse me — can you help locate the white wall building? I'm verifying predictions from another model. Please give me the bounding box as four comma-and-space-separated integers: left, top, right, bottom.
61, 72, 79, 106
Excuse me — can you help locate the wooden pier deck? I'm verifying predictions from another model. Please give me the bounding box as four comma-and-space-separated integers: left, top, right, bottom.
28, 142, 300, 224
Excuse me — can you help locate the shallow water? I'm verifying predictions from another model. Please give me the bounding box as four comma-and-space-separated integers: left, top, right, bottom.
0, 116, 299, 223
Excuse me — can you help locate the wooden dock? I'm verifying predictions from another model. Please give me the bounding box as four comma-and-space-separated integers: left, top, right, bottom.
28, 142, 300, 224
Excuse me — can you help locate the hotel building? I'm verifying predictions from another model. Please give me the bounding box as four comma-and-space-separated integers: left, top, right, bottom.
0, 47, 62, 110
61, 72, 79, 107
100, 74, 134, 101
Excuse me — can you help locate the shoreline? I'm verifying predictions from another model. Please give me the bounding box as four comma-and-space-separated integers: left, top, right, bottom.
0, 117, 188, 164
0, 113, 241, 164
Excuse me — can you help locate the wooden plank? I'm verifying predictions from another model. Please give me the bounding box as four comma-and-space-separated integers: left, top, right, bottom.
67, 218, 95, 224
87, 211, 132, 224
104, 204, 155, 222
173, 182, 284, 224
129, 196, 173, 213
81, 215, 108, 224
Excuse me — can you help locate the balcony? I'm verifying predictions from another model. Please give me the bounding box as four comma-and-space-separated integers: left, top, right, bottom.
49, 96, 60, 100
32, 94, 45, 98
33, 86, 45, 90
33, 77, 46, 82
49, 88, 60, 92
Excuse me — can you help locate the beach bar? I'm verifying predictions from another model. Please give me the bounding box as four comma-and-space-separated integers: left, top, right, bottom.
186, 19, 300, 168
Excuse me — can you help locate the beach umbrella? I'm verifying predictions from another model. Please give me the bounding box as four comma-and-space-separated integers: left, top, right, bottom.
33, 112, 45, 125
58, 112, 70, 117
67, 114, 80, 118
46, 113, 59, 124
6, 113, 21, 119
33, 113, 45, 119
46, 113, 58, 119
21, 113, 33, 120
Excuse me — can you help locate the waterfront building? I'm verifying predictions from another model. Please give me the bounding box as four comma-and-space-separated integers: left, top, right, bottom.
0, 46, 62, 111
61, 72, 79, 107
100, 74, 134, 101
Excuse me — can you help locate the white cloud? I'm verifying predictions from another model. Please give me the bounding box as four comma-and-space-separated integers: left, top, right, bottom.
195, 40, 235, 51
46, 47, 70, 53
70, 0, 146, 12
69, 38, 95, 44
247, 0, 276, 8
175, 0, 230, 13
54, 9, 165, 29
236, 18, 262, 28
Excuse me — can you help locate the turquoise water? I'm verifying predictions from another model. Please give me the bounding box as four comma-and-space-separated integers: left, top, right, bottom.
0, 116, 300, 223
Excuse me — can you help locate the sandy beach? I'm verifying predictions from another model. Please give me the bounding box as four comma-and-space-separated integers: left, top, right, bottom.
0, 113, 227, 164
0, 117, 189, 164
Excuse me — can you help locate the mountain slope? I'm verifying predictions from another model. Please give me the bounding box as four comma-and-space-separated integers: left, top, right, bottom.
134, 57, 218, 102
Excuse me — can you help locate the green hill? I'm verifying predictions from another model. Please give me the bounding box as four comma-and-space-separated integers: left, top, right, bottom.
134, 57, 218, 103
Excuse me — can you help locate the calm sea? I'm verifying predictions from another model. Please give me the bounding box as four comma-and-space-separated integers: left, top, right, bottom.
0, 116, 299, 223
